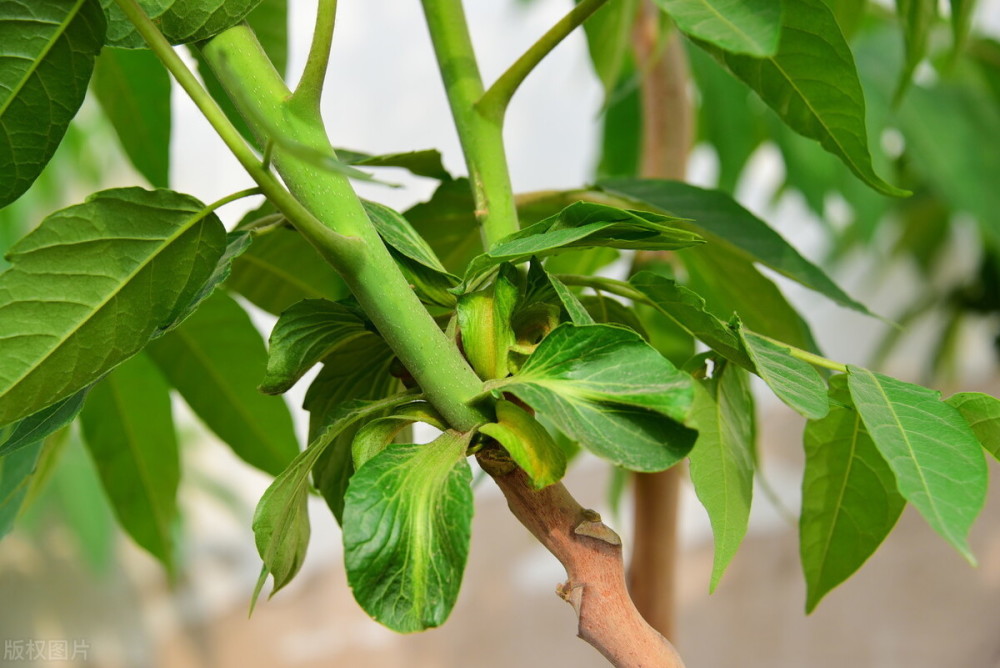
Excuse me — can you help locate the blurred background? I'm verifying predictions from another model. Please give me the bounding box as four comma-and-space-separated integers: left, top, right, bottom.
2, 0, 1000, 666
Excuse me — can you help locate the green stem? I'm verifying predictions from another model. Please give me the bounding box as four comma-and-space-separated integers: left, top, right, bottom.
204, 187, 263, 212
290, 0, 338, 113
420, 0, 519, 247
477, 0, 612, 122
200, 26, 490, 431
111, 0, 354, 268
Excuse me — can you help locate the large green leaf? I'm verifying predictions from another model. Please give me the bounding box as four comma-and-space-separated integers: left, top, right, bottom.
0, 188, 226, 425
846, 366, 987, 561
947, 392, 1000, 461
343, 431, 473, 632
0, 0, 106, 208
92, 47, 171, 187
655, 0, 782, 56
739, 327, 829, 419
463, 202, 702, 289
629, 271, 754, 368
0, 389, 87, 458
146, 291, 299, 476
800, 375, 905, 612
496, 323, 696, 471
80, 353, 179, 570
158, 0, 262, 44
599, 178, 871, 314
226, 224, 349, 315
252, 393, 418, 603
688, 361, 754, 591
581, 0, 639, 96
479, 400, 567, 489
261, 299, 369, 395
457, 264, 519, 379
700, 0, 905, 196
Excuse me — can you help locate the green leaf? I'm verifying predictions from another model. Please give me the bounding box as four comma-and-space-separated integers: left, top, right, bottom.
247, 0, 288, 76
655, 0, 783, 56
629, 271, 754, 368
100, 0, 170, 48
252, 393, 416, 603
352, 403, 445, 470
947, 392, 1000, 461
343, 431, 473, 632
226, 223, 349, 315
80, 353, 179, 570
0, 187, 226, 425
463, 202, 702, 290
599, 179, 871, 315
0, 0, 106, 208
146, 291, 299, 476
801, 375, 905, 612
699, 0, 906, 196
364, 200, 451, 274
548, 274, 596, 326
894, 0, 935, 100
580, 0, 639, 96
688, 361, 754, 591
0, 389, 87, 458
480, 400, 567, 489
497, 323, 696, 471
261, 299, 370, 395
0, 440, 44, 539
405, 179, 480, 275
846, 366, 987, 562
457, 264, 519, 379
739, 327, 829, 419
158, 0, 262, 44
304, 334, 399, 523
170, 229, 252, 327
341, 149, 451, 181
92, 47, 171, 187
948, 0, 975, 55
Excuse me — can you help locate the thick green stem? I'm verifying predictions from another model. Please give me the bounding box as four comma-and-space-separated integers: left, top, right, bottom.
419, 0, 519, 247
477, 0, 612, 122
131, 17, 488, 430
290, 0, 337, 112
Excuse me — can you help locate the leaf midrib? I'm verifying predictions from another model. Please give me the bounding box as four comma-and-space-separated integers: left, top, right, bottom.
681, 0, 772, 54
0, 0, 89, 118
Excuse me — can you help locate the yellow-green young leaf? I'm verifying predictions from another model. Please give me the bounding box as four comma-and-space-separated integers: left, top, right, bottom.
629, 271, 753, 369
226, 223, 349, 315
701, 0, 907, 196
0, 188, 226, 426
0, 0, 106, 208
688, 362, 754, 592
146, 291, 299, 477
739, 327, 829, 419
498, 323, 696, 472
92, 47, 171, 188
457, 264, 519, 379
947, 392, 1000, 461
599, 179, 872, 316
252, 393, 416, 605
846, 366, 986, 562
343, 431, 473, 633
261, 299, 370, 395
801, 375, 905, 612
80, 353, 179, 571
462, 202, 703, 290
0, 389, 87, 458
655, 0, 783, 57
480, 400, 567, 489
352, 403, 445, 471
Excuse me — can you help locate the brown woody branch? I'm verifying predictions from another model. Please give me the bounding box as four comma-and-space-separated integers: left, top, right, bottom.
478, 450, 686, 668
